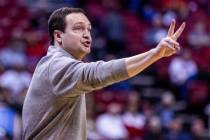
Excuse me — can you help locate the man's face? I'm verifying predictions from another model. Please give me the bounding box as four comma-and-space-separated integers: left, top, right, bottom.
61, 13, 92, 59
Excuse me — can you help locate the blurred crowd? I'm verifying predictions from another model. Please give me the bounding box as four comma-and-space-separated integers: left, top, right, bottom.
0, 0, 210, 139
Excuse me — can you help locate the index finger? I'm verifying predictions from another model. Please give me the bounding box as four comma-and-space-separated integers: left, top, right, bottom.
173, 22, 186, 40
167, 19, 176, 37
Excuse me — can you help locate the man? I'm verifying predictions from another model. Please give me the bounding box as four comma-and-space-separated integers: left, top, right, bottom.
22, 7, 185, 140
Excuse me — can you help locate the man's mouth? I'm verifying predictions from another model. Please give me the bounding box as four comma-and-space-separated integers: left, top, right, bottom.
82, 41, 91, 48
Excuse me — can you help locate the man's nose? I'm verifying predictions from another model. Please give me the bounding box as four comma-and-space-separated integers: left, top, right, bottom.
83, 30, 91, 40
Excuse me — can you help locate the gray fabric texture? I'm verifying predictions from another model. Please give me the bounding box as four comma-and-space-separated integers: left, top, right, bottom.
22, 45, 129, 140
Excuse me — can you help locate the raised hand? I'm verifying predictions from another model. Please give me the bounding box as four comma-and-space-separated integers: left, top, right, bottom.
155, 19, 185, 58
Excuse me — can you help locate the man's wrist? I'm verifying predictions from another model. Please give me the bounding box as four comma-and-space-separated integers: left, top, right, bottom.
151, 48, 163, 60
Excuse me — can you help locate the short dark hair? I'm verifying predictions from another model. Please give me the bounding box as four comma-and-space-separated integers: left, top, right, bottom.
48, 7, 85, 45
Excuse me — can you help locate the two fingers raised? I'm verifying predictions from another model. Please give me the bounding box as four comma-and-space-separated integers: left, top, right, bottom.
167, 19, 186, 40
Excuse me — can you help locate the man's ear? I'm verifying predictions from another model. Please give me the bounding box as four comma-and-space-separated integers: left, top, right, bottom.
54, 30, 63, 44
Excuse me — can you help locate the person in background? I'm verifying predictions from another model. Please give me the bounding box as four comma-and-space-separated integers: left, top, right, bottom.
96, 102, 128, 140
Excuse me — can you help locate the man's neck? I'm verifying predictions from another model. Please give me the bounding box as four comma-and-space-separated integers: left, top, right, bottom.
54, 43, 85, 61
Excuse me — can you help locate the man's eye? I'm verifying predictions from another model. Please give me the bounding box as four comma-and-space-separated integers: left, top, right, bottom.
73, 26, 84, 31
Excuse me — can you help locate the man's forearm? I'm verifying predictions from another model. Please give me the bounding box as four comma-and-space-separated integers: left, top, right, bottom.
125, 48, 161, 77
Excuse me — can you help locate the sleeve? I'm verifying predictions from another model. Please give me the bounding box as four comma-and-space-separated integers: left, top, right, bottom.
48, 56, 129, 97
